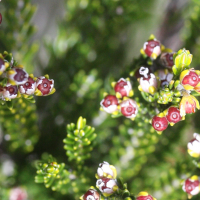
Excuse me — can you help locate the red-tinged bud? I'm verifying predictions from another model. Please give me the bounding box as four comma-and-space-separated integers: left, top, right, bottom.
82, 189, 100, 200
182, 176, 200, 197
120, 99, 138, 119
166, 106, 182, 124
136, 191, 157, 200
160, 52, 174, 69
100, 95, 118, 114
152, 114, 168, 131
143, 39, 161, 59
114, 78, 132, 98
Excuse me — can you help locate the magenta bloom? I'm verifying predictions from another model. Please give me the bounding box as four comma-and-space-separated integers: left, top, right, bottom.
100, 95, 118, 114
152, 115, 168, 131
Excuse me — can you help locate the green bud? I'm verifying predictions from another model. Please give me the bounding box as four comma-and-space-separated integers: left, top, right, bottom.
77, 116, 86, 129
173, 48, 193, 75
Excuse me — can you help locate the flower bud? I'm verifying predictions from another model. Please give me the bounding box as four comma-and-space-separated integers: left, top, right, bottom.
173, 49, 193, 75
160, 52, 174, 69
165, 106, 182, 125
182, 175, 200, 198
100, 95, 119, 114
35, 76, 55, 96
81, 189, 100, 200
180, 69, 200, 91
2, 84, 18, 100
187, 133, 200, 158
9, 187, 28, 200
143, 39, 161, 59
113, 78, 133, 98
136, 191, 157, 200
19, 77, 36, 95
96, 161, 117, 179
120, 99, 138, 119
152, 113, 168, 132
179, 93, 199, 117
7, 67, 29, 85
96, 178, 118, 197
0, 56, 9, 75
139, 73, 158, 95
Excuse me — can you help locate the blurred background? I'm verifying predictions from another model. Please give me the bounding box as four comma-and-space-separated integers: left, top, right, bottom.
1, 0, 200, 199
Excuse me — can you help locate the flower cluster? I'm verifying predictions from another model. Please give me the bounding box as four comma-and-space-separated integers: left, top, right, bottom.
0, 52, 55, 103
81, 161, 156, 200
100, 78, 139, 120
100, 35, 200, 134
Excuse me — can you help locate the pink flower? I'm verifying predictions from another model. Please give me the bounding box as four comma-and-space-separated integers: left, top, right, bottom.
180, 69, 200, 91
139, 72, 158, 94
2, 84, 18, 100
166, 106, 182, 125
35, 76, 55, 96
113, 78, 133, 98
152, 114, 168, 132
120, 99, 138, 119
96, 178, 118, 197
136, 191, 157, 200
160, 52, 174, 69
19, 77, 36, 95
9, 187, 27, 200
143, 39, 161, 59
7, 67, 28, 85
182, 176, 200, 198
100, 95, 118, 114
187, 133, 200, 158
81, 189, 100, 200
179, 93, 199, 117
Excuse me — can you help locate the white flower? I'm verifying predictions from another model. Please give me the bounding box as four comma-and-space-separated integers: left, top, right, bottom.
187, 133, 200, 158
97, 161, 117, 179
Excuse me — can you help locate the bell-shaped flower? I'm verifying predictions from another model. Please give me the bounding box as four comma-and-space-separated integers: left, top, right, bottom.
96, 161, 117, 179
160, 52, 174, 69
155, 69, 173, 87
180, 69, 200, 91
19, 76, 36, 95
187, 133, 200, 158
80, 189, 100, 200
7, 67, 29, 85
143, 39, 161, 59
182, 175, 200, 199
165, 106, 182, 126
0, 54, 9, 75
100, 94, 119, 114
152, 113, 168, 133
179, 92, 199, 117
96, 178, 118, 197
136, 191, 157, 200
119, 98, 138, 120
112, 78, 133, 98
2, 83, 19, 100
35, 75, 55, 96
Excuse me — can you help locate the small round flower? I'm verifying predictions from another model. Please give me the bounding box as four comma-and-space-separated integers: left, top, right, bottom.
9, 187, 28, 200
166, 106, 182, 124
96, 178, 118, 197
143, 39, 161, 59
139, 72, 158, 95
136, 191, 157, 200
182, 175, 200, 198
152, 114, 168, 132
179, 93, 199, 117
180, 69, 200, 91
114, 78, 133, 98
96, 161, 117, 179
187, 133, 200, 158
160, 52, 174, 69
156, 69, 173, 87
82, 189, 100, 200
7, 67, 29, 85
100, 95, 119, 114
19, 77, 36, 95
120, 99, 138, 119
35, 76, 55, 96
2, 84, 18, 100
0, 56, 9, 75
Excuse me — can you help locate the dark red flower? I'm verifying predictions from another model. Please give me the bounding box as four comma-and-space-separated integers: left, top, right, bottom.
166, 107, 182, 124
152, 115, 168, 131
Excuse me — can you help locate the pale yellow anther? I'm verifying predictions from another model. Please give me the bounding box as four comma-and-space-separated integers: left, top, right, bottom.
140, 49, 145, 55
113, 185, 118, 192
126, 77, 130, 81
8, 70, 15, 75
29, 74, 34, 79
103, 92, 108, 97
44, 74, 49, 79
131, 117, 135, 121
112, 110, 119, 115
190, 175, 199, 181
117, 105, 120, 110
95, 173, 99, 179
137, 191, 148, 196
103, 172, 107, 177
149, 86, 156, 95
157, 112, 165, 118
8, 79, 16, 85
111, 82, 116, 88
169, 122, 175, 126
129, 90, 134, 97
116, 92, 122, 99
17, 65, 24, 68
123, 96, 129, 100
157, 131, 162, 135
151, 53, 157, 60
100, 107, 104, 111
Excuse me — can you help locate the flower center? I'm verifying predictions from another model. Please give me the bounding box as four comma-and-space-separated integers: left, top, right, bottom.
9, 88, 14, 93
155, 123, 160, 128
106, 100, 111, 105
127, 107, 133, 113
172, 113, 177, 119
192, 76, 197, 81
25, 82, 30, 86
43, 83, 48, 88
